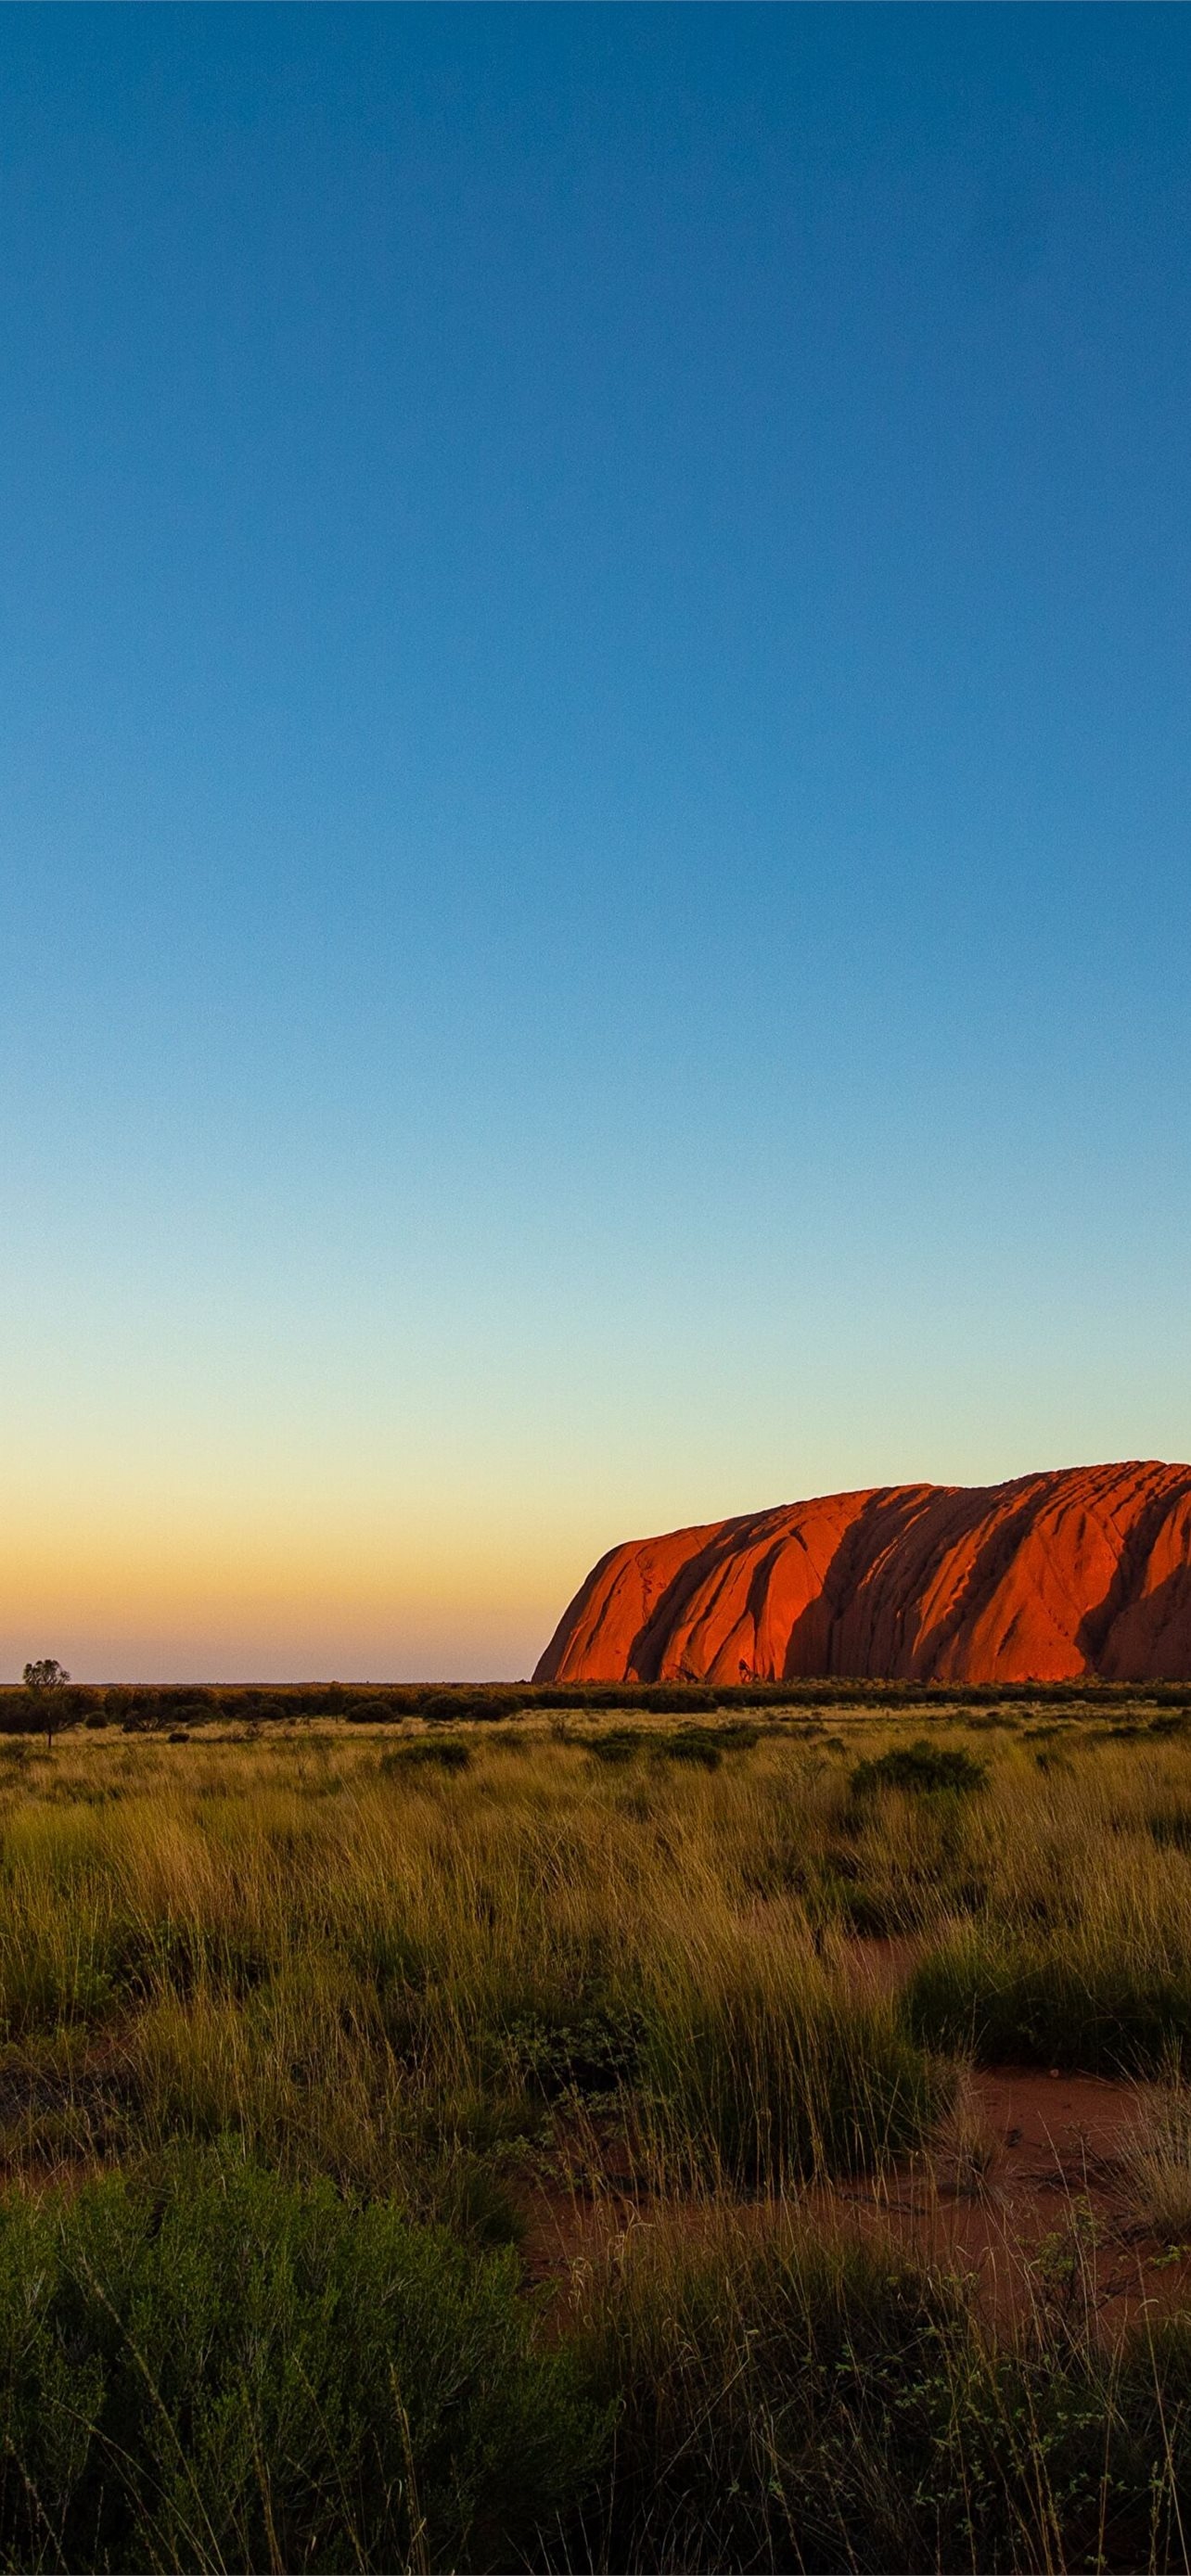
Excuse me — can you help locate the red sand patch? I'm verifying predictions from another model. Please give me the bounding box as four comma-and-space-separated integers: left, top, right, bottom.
520, 2067, 1191, 2335
833, 2066, 1176, 2327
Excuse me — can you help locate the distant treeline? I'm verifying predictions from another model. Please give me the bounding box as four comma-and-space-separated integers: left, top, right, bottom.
0, 1676, 1188, 1732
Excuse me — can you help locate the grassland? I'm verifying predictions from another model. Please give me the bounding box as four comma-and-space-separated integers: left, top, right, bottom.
2, 1698, 1191, 2568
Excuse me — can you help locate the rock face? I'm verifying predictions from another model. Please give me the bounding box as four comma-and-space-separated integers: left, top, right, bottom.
534, 1463, 1191, 1686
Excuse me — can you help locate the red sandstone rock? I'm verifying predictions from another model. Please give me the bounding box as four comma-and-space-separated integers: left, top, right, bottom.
534, 1464, 1191, 1685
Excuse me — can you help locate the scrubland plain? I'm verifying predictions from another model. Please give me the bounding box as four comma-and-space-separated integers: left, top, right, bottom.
3, 1700, 1191, 2569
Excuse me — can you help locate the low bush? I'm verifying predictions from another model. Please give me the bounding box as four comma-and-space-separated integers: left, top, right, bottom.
501, 1998, 648, 2101
583, 1729, 643, 1765
0, 2149, 605, 2574
850, 1740, 987, 1801
380, 1738, 471, 1773
653, 1730, 722, 1770
903, 1926, 1191, 2072
584, 1722, 759, 1768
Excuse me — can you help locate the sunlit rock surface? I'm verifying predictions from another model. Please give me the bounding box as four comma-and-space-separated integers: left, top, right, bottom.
535, 1463, 1191, 1684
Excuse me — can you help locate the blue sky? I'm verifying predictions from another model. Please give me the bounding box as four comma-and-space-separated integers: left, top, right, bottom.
2, 5, 1189, 1677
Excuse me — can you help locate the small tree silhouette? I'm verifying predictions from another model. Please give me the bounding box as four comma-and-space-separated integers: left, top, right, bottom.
22, 1658, 70, 1753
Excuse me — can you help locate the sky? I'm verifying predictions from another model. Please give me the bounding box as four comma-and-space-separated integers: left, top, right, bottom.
2, 5, 1189, 1680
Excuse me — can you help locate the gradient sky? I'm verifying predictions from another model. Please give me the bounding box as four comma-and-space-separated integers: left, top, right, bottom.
2, 5, 1189, 1679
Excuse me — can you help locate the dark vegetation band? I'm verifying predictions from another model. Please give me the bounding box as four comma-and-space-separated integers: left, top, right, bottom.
3, 1676, 1191, 1733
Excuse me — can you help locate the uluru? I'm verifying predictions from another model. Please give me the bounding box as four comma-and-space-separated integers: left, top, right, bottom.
535, 1462, 1191, 1686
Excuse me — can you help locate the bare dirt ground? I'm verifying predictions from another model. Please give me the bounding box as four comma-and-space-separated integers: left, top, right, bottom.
521, 2066, 1191, 2335
845, 2065, 1183, 2328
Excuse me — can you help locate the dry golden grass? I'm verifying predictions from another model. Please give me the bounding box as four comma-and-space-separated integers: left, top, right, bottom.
0, 1708, 1187, 2196
0, 1710, 1189, 2568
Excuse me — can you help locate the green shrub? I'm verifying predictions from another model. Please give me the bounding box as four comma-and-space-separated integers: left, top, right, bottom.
0, 2149, 606, 2574
501, 1999, 648, 2101
653, 1730, 723, 1770
583, 1729, 642, 1765
903, 1926, 1191, 2072
584, 1723, 757, 1767
850, 1740, 987, 1801
380, 1738, 471, 1773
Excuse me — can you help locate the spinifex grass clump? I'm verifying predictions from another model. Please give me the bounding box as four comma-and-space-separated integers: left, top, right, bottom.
379, 1736, 472, 1772
903, 1925, 1191, 2073
850, 1739, 988, 1801
0, 2148, 605, 2576
583, 1728, 642, 1765
652, 1728, 723, 1769
581, 1723, 760, 1768
640, 1924, 950, 2187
